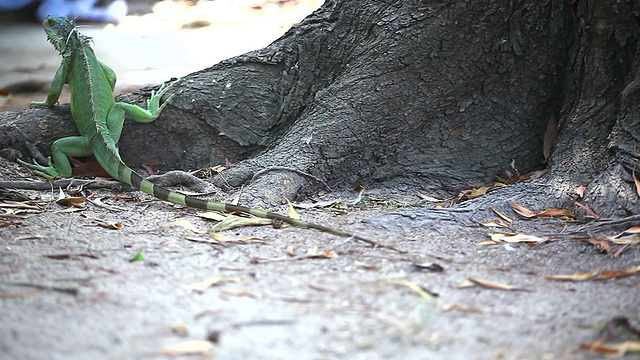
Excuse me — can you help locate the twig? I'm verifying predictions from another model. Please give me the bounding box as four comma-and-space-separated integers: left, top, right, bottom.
2, 281, 80, 296
0, 179, 120, 190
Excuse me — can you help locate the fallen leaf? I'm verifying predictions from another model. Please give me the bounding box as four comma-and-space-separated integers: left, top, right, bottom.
534, 208, 576, 220
545, 272, 598, 281
615, 226, 640, 237
491, 207, 513, 223
546, 265, 640, 281
0, 289, 42, 298
570, 237, 611, 253
482, 220, 510, 228
56, 195, 86, 208
219, 289, 261, 298
581, 340, 640, 358
211, 214, 271, 232
416, 192, 442, 202
574, 200, 600, 218
385, 279, 437, 299
355, 261, 379, 270
462, 186, 491, 199
284, 197, 300, 220
184, 277, 245, 292
197, 211, 227, 221
576, 185, 586, 198
153, 340, 214, 356
490, 232, 547, 244
166, 220, 207, 234
634, 169, 640, 197
509, 202, 537, 217
442, 303, 484, 313
459, 277, 525, 291
509, 202, 575, 219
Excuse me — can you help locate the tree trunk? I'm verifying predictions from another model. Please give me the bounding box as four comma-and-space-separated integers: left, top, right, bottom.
1, 0, 638, 215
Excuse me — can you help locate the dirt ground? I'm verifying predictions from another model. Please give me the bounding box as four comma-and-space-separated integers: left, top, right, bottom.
1, 1, 639, 359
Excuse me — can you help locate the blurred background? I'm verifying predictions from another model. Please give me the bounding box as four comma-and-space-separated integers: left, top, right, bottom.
0, 0, 324, 110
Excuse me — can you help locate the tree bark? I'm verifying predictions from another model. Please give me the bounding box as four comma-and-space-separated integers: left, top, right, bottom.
1, 0, 638, 215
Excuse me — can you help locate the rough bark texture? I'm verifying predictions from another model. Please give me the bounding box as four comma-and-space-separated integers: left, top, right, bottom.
1, 0, 638, 215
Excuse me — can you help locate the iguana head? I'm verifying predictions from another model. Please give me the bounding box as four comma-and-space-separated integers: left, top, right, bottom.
41, 16, 90, 54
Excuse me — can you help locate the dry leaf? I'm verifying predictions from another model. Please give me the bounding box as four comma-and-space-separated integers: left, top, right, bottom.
460, 277, 524, 291
385, 279, 437, 299
491, 232, 547, 244
509, 202, 537, 217
509, 202, 575, 220
211, 214, 271, 232
534, 208, 576, 220
581, 340, 640, 357
575, 185, 586, 198
574, 200, 600, 218
56, 196, 86, 208
545, 272, 598, 281
184, 277, 245, 292
442, 303, 484, 313
284, 197, 300, 220
616, 226, 640, 237
570, 237, 611, 253
416, 192, 442, 202
197, 211, 227, 221
166, 220, 207, 234
476, 239, 501, 245
482, 220, 510, 228
354, 260, 379, 270
153, 340, 214, 356
547, 265, 640, 281
491, 207, 513, 223
462, 186, 491, 199
633, 169, 640, 197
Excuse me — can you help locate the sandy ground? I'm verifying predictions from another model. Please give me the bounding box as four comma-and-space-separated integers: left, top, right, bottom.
1, 1, 639, 359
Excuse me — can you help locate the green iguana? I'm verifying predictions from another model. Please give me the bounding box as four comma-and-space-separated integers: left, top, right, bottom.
20, 16, 388, 249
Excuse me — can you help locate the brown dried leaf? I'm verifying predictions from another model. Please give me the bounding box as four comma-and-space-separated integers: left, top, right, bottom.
442, 303, 485, 313
482, 220, 510, 228
462, 186, 491, 199
509, 201, 536, 217
184, 277, 245, 292
581, 341, 640, 357
460, 277, 524, 291
153, 340, 214, 356
634, 170, 640, 197
56, 196, 86, 208
534, 208, 576, 220
546, 265, 640, 281
491, 207, 513, 223
616, 226, 640, 237
575, 185, 586, 198
545, 272, 597, 281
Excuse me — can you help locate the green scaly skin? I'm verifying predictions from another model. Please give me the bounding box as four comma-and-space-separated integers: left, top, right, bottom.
21, 17, 386, 248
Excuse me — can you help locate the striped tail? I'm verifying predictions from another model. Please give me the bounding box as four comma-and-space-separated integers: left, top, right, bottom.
89, 133, 388, 248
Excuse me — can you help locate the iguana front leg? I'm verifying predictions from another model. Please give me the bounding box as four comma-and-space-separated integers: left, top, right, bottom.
18, 136, 92, 178
31, 58, 69, 107
106, 80, 176, 141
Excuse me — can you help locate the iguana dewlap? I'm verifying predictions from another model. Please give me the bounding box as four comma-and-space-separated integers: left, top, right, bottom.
21, 16, 383, 247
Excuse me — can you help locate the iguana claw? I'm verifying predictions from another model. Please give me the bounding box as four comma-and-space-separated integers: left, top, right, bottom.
146, 80, 177, 115
17, 158, 60, 179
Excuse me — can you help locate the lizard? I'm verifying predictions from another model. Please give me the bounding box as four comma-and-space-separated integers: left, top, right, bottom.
19, 16, 392, 250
